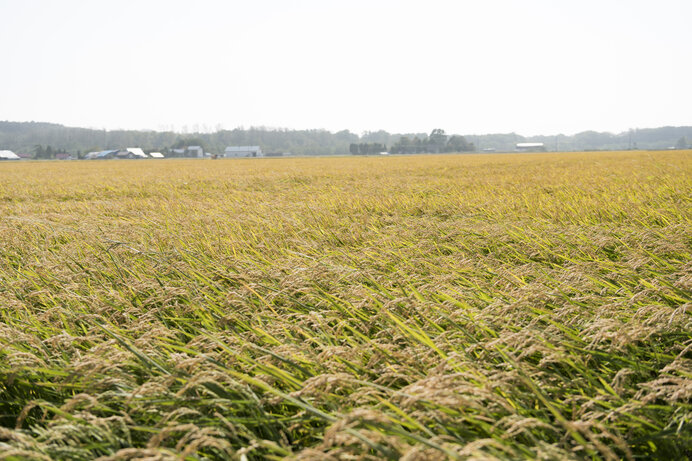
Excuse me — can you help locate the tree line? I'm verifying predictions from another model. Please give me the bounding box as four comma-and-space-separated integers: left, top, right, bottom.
33, 145, 70, 159
1, 121, 691, 157
389, 129, 474, 154
349, 143, 387, 155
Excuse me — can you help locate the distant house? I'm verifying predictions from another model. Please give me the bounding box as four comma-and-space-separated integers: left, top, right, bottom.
87, 148, 148, 160
149, 152, 165, 158
109, 148, 148, 159
187, 146, 204, 158
224, 146, 263, 158
515, 143, 546, 152
170, 146, 203, 157
55, 153, 72, 160
0, 150, 20, 160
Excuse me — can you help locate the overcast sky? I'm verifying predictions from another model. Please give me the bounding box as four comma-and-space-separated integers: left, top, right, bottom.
1, 0, 690, 136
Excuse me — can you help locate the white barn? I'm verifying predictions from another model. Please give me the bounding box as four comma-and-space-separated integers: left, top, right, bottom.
224, 146, 263, 158
515, 143, 545, 152
0, 150, 20, 160
126, 148, 148, 158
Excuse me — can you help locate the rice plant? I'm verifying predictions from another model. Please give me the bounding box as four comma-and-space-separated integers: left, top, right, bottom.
0, 150, 690, 460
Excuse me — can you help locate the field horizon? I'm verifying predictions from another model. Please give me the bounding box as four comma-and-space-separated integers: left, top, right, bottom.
1, 150, 690, 460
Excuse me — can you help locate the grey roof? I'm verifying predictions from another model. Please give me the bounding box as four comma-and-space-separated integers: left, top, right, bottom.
225, 146, 261, 152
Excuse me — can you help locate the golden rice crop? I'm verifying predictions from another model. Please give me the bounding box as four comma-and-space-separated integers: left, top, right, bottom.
0, 151, 690, 460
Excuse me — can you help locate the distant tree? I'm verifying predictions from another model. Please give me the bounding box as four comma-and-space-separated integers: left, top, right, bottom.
447, 135, 474, 152
402, 137, 413, 154
429, 129, 447, 151
32, 144, 56, 159
391, 136, 412, 154
171, 137, 207, 151
361, 130, 392, 145
413, 136, 422, 153
675, 136, 687, 149
351, 143, 387, 155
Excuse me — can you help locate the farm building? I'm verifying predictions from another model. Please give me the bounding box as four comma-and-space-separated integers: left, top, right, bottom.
90, 150, 118, 160
170, 146, 204, 157
224, 146, 263, 158
87, 148, 148, 160
125, 148, 148, 158
112, 148, 147, 159
149, 152, 165, 158
0, 150, 20, 160
187, 146, 204, 158
515, 142, 546, 152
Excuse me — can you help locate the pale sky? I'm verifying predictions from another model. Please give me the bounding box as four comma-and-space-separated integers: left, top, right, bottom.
1, 0, 691, 136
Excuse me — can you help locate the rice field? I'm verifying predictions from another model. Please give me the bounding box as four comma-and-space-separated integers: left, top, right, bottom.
0, 151, 690, 460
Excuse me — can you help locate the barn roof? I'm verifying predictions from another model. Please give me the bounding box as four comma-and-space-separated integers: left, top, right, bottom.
126, 147, 147, 158
0, 150, 20, 160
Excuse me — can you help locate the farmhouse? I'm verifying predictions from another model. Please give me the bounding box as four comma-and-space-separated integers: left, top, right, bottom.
225, 146, 263, 158
515, 142, 545, 152
0, 150, 20, 160
149, 152, 165, 158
